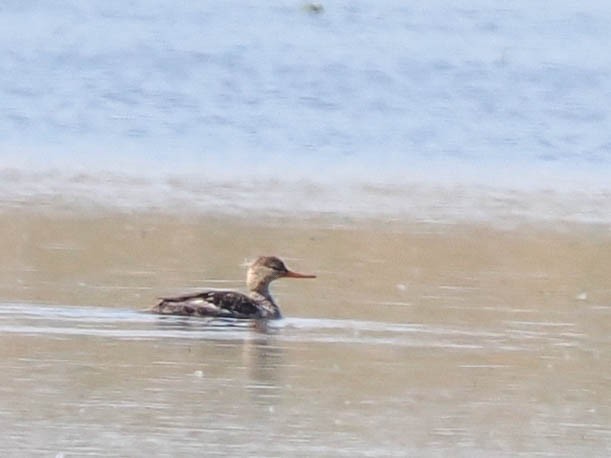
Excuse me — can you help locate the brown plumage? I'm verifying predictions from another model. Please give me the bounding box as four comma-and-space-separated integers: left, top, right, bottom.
150, 256, 316, 320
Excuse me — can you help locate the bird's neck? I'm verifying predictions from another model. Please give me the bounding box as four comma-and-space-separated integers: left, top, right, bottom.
246, 270, 273, 298
250, 281, 272, 300
246, 270, 281, 319
248, 284, 281, 319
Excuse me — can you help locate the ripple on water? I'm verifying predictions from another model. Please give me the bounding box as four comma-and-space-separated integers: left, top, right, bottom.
0, 302, 577, 352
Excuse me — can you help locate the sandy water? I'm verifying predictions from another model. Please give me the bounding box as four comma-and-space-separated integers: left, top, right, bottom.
2, 1, 611, 455
0, 208, 609, 456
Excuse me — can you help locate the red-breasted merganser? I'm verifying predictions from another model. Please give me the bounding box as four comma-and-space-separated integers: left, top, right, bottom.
151, 256, 316, 319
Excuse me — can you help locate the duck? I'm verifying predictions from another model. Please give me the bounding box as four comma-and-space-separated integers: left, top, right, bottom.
150, 256, 316, 319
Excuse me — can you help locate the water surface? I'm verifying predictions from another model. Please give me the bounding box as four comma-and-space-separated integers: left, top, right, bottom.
1, 1, 610, 455
0, 211, 609, 456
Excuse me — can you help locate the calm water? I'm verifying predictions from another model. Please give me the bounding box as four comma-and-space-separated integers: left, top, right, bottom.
0, 212, 610, 456
1, 2, 610, 456
0, 300, 609, 457
2, 1, 611, 193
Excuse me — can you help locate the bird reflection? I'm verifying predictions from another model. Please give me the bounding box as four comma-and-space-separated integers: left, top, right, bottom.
152, 316, 286, 408
242, 336, 285, 408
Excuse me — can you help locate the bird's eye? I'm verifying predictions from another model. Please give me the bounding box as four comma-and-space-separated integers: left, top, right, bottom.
270, 261, 286, 272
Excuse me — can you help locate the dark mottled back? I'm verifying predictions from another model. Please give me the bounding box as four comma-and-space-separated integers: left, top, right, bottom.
152, 290, 266, 318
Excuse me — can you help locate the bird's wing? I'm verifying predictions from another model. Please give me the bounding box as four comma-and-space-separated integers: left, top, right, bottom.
152, 290, 261, 318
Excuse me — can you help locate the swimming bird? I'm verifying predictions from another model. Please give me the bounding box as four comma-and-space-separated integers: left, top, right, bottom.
151, 256, 316, 319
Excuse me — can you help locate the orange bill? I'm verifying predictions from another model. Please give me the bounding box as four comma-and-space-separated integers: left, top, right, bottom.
284, 270, 317, 279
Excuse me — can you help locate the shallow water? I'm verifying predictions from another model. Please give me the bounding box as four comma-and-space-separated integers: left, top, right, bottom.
0, 300, 608, 457
0, 210, 609, 456
1, 1, 611, 455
